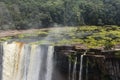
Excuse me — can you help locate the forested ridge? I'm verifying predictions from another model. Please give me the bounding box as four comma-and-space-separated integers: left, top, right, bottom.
0, 0, 120, 29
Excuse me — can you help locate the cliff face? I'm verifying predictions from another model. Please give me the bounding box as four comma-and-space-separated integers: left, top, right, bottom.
54, 46, 120, 80
0, 43, 3, 80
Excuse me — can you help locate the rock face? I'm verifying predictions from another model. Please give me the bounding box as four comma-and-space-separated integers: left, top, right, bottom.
54, 46, 120, 80
0, 43, 3, 80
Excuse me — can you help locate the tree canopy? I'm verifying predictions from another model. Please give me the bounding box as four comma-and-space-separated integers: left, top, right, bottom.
0, 0, 120, 29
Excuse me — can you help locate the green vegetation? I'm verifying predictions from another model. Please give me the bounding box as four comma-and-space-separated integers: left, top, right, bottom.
0, 37, 12, 42
0, 0, 120, 29
29, 26, 120, 49
16, 30, 48, 39
1, 26, 120, 49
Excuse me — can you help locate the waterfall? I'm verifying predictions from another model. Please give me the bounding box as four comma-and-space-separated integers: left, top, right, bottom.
79, 50, 87, 80
45, 46, 54, 80
79, 55, 83, 80
1, 42, 120, 80
22, 44, 31, 80
2, 42, 54, 80
72, 57, 77, 80
2, 42, 24, 80
26, 45, 42, 80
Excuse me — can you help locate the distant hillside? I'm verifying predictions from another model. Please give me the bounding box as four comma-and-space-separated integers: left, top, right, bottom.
0, 0, 120, 29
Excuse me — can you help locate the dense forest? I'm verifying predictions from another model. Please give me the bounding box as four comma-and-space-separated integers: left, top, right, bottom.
0, 0, 120, 29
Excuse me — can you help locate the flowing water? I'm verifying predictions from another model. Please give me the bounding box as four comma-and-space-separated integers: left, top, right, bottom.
79, 55, 83, 80
79, 50, 87, 80
72, 57, 77, 80
1, 42, 54, 80
45, 46, 54, 80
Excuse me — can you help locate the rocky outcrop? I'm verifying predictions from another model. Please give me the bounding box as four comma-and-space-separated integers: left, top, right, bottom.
54, 46, 120, 80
